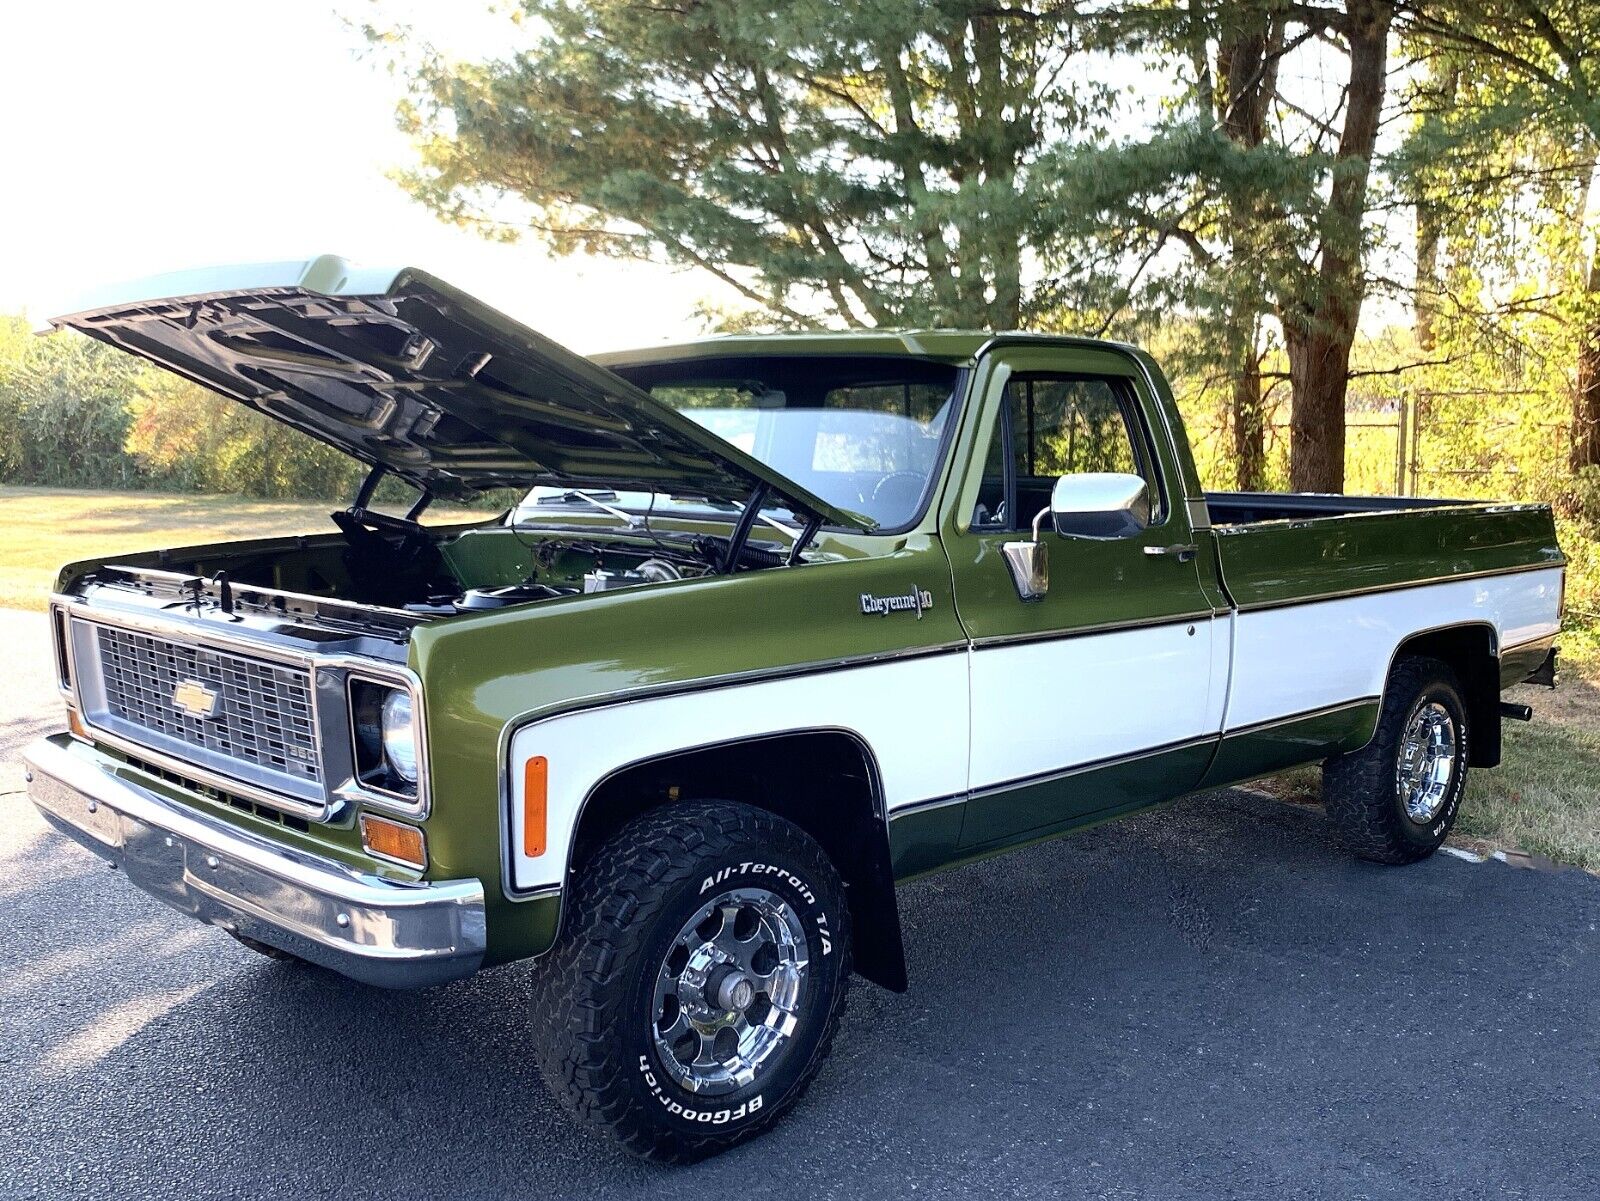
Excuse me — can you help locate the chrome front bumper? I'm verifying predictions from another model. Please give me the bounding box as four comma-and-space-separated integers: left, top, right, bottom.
24, 735, 486, 989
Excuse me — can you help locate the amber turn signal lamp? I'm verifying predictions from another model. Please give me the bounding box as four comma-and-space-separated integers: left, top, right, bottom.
360, 813, 427, 869
523, 755, 548, 858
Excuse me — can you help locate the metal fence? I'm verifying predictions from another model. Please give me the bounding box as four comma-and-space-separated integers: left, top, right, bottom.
1188, 389, 1572, 500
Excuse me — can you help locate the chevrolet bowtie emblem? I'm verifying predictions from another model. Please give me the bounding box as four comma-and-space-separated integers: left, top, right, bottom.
172, 679, 219, 720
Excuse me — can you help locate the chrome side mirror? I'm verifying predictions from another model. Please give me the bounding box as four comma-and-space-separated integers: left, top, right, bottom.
1048, 472, 1151, 539
999, 472, 1151, 602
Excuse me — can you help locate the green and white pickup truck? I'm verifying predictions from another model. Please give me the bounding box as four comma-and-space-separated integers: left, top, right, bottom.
26, 257, 1564, 1160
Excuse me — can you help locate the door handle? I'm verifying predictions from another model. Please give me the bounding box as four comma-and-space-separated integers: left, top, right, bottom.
1144, 543, 1198, 562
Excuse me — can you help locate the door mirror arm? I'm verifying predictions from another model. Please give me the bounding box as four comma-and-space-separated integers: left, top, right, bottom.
999, 472, 1153, 602
1002, 520, 1050, 602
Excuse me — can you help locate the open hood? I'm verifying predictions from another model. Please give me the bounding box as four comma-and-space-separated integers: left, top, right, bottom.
48, 255, 869, 527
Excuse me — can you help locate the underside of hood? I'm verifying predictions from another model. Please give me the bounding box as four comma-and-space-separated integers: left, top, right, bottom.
48, 255, 868, 527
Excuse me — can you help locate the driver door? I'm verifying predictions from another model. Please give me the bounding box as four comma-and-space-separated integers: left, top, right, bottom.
944, 347, 1226, 851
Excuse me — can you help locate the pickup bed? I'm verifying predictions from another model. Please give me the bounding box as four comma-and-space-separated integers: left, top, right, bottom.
25, 257, 1564, 1161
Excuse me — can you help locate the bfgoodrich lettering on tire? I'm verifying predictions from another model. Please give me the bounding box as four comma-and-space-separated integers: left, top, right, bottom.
1323, 655, 1470, 865
531, 800, 851, 1162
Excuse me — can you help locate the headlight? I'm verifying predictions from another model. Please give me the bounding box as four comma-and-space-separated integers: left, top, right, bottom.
348, 677, 423, 807
380, 688, 418, 783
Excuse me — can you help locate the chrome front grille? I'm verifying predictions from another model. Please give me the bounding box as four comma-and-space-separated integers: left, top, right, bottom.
59, 603, 427, 822
95, 625, 321, 784
66, 614, 332, 811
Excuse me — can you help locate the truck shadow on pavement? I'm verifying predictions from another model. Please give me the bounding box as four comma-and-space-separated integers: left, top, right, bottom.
4, 787, 1598, 1201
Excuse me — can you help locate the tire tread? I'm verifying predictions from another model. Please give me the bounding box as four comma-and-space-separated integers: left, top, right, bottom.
531, 801, 851, 1162
1323, 655, 1466, 865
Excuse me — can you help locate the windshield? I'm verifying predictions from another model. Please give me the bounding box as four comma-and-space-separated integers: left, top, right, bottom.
514, 355, 964, 532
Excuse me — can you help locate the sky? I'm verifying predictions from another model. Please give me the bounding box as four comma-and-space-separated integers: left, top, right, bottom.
0, 1, 713, 353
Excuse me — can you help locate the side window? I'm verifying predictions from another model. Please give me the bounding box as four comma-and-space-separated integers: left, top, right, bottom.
972, 402, 1010, 528
971, 373, 1158, 532
1020, 378, 1138, 478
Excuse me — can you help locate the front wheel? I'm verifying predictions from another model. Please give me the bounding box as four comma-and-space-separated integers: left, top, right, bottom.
532, 801, 851, 1162
1323, 655, 1470, 864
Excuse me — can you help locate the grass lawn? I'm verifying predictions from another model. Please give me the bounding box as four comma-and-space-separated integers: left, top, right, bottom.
0, 484, 486, 611
4, 484, 1596, 870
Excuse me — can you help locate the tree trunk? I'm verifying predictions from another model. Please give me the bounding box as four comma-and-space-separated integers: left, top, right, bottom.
1224, 305, 1267, 490
1284, 0, 1392, 494
1415, 203, 1442, 351
1573, 242, 1600, 472
1231, 351, 1268, 490
1285, 324, 1351, 493
1413, 65, 1457, 353
1216, 9, 1280, 491
1570, 156, 1600, 473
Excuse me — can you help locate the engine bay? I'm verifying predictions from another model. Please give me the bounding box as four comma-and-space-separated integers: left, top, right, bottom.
60, 516, 798, 656
401, 536, 720, 617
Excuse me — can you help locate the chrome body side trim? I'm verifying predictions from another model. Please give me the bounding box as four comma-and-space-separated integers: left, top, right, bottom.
968, 610, 1226, 651
886, 792, 968, 820
966, 731, 1220, 801
24, 735, 483, 989
1228, 560, 1566, 613
1220, 696, 1381, 740
1501, 632, 1558, 654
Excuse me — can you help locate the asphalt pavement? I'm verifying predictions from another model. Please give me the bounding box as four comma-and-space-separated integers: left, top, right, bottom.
0, 607, 1596, 1200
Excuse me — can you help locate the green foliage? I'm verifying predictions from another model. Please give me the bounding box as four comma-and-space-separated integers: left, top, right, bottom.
369, 0, 1125, 330
0, 321, 396, 504
0, 316, 146, 488
124, 372, 372, 500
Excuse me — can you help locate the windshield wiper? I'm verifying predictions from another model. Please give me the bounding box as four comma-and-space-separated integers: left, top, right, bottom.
540, 489, 641, 528
522, 487, 824, 568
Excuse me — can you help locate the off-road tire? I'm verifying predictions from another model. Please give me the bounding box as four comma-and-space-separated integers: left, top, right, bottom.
1323, 655, 1470, 865
532, 801, 852, 1162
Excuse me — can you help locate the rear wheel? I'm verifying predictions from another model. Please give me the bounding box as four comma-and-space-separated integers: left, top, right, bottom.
1323, 655, 1470, 864
532, 801, 851, 1162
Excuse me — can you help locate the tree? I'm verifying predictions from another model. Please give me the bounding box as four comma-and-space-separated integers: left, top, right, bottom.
125, 372, 368, 500
381, 1, 1425, 493
1276, 0, 1394, 493
1401, 1, 1600, 472
1206, 1, 1288, 489
0, 321, 147, 488
1407, 55, 1458, 354
373, 0, 1123, 330
1040, 0, 1397, 493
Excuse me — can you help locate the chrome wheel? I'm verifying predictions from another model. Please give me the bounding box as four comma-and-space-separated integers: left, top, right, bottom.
650, 887, 809, 1097
1396, 700, 1458, 824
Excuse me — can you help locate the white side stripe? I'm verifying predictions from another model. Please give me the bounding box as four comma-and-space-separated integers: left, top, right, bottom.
507, 653, 969, 893
505, 566, 1564, 897
1223, 568, 1562, 731
967, 618, 1218, 794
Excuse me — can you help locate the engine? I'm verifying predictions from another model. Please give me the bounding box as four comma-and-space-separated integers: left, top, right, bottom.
403, 545, 701, 616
